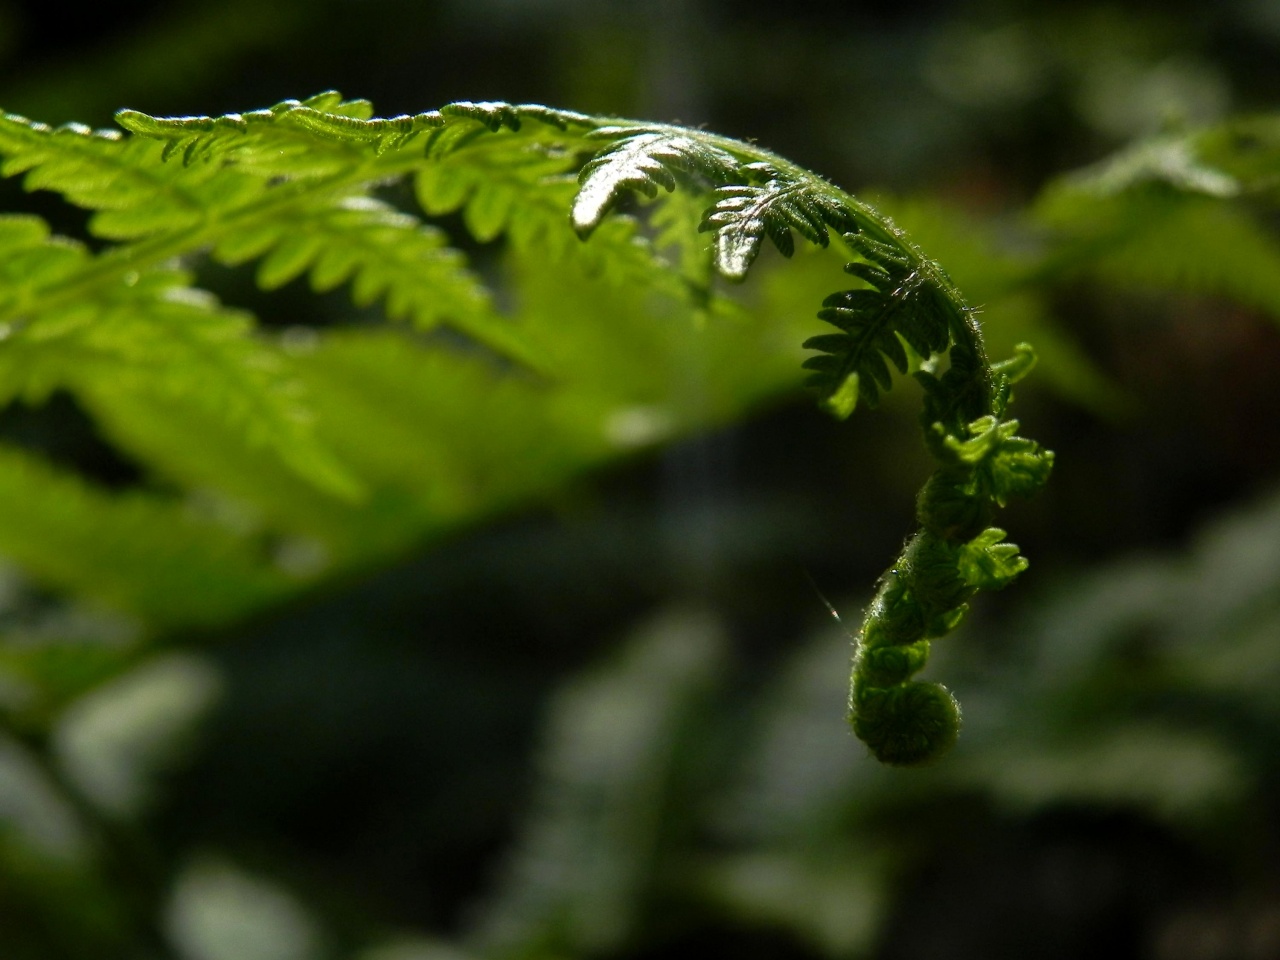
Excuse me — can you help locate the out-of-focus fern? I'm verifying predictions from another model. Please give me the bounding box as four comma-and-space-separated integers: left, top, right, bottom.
0, 444, 291, 628
468, 609, 726, 959
0, 90, 1059, 763
1034, 117, 1280, 323
0, 254, 353, 498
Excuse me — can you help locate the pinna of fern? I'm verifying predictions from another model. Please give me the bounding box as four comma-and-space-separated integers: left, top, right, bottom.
0, 92, 1053, 763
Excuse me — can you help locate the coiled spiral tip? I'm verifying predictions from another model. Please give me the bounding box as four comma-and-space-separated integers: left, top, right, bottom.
850, 680, 961, 766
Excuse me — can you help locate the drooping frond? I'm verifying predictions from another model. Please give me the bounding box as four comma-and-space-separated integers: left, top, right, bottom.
0, 91, 1059, 766
100, 95, 979, 390
853, 193, 1128, 417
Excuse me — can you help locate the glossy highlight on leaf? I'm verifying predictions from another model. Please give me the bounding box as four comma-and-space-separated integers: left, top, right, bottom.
572, 130, 739, 238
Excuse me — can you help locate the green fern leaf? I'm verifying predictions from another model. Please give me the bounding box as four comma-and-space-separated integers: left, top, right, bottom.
571, 129, 740, 238
802, 235, 954, 415
0, 214, 88, 306
0, 93, 1059, 767
415, 135, 680, 294
224, 196, 544, 367
117, 92, 591, 179
421, 102, 596, 160
698, 173, 856, 280
225, 196, 487, 318
0, 227, 357, 498
114, 90, 397, 174
416, 147, 573, 241
956, 527, 1029, 590
0, 112, 221, 237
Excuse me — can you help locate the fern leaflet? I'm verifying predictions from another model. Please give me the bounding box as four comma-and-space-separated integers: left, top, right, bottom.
571, 128, 740, 236
0, 216, 355, 496
698, 169, 857, 279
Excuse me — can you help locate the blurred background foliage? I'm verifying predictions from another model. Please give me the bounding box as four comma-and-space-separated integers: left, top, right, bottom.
0, 0, 1279, 958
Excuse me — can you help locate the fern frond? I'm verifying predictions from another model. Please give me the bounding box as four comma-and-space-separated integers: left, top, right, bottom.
211, 195, 510, 343
116, 93, 596, 173
115, 90, 394, 173
0, 214, 89, 308
0, 103, 542, 374
0, 221, 356, 497
438, 100, 595, 135
0, 93, 1057, 767
414, 130, 679, 292
939, 414, 1055, 507
0, 111, 267, 240
414, 139, 579, 242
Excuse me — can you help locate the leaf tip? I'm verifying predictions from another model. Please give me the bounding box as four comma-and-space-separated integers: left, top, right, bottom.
821, 371, 859, 420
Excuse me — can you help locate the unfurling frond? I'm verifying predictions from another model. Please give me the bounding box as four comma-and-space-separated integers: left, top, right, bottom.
940, 414, 1055, 507
0, 91, 1055, 765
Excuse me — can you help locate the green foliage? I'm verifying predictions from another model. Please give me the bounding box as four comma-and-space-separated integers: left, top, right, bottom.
6, 90, 1280, 775
24, 90, 1280, 770
2, 11, 1280, 957
572, 128, 739, 233
0, 90, 1062, 767
1033, 117, 1280, 324
5, 74, 1280, 959
699, 174, 855, 279
805, 234, 957, 416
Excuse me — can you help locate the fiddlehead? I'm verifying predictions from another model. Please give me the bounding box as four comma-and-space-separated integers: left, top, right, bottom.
1, 93, 1053, 762
567, 121, 1053, 763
